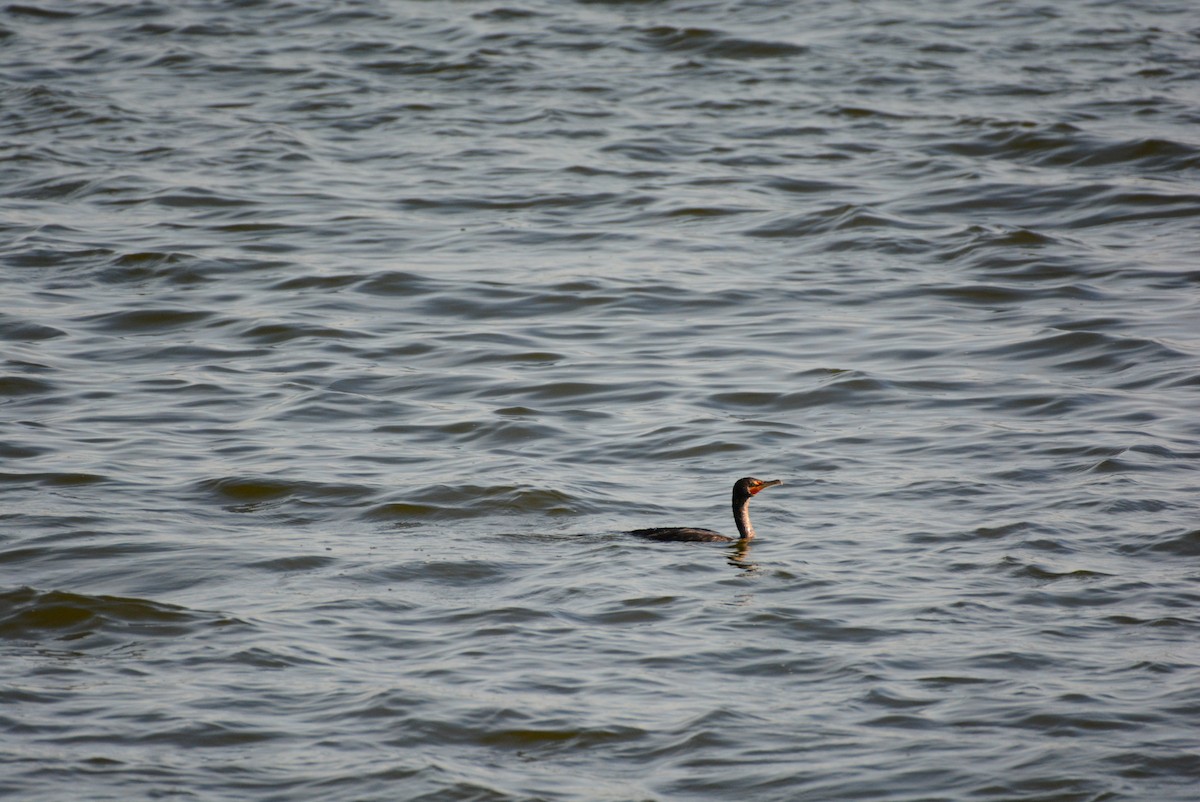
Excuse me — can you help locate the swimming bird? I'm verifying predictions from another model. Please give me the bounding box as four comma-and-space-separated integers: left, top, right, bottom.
629, 477, 782, 543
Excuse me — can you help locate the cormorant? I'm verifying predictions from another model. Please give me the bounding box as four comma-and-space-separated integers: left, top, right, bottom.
629, 477, 782, 543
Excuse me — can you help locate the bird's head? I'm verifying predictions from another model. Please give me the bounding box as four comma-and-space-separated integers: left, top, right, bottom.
735, 477, 782, 500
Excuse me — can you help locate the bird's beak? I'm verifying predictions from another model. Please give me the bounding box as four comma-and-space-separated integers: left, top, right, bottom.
750, 479, 782, 495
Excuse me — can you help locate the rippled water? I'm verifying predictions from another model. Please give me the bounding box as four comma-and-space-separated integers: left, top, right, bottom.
3, 0, 1200, 799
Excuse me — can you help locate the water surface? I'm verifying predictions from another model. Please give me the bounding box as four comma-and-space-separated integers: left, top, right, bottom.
2, 0, 1199, 799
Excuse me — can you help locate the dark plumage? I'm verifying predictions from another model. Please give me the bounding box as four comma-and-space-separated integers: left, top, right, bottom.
629, 477, 782, 543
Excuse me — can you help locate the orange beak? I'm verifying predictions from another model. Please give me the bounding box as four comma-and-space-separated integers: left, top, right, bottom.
749, 479, 782, 495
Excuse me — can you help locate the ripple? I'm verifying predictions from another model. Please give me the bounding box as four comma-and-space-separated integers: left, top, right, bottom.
1126, 529, 1200, 557
0, 470, 106, 487
0, 375, 56, 397
981, 329, 1186, 375
708, 372, 893, 412
745, 203, 929, 239
0, 587, 240, 647
363, 483, 582, 522
0, 317, 65, 341
84, 308, 213, 333
197, 476, 374, 509
634, 25, 808, 59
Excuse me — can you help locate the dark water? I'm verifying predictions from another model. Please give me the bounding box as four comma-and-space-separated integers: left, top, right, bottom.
3, 0, 1200, 799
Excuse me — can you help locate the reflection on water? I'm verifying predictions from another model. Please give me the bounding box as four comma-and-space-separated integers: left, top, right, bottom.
726, 540, 760, 575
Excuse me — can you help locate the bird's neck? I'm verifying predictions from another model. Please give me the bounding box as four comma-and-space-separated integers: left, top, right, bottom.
733, 495, 755, 540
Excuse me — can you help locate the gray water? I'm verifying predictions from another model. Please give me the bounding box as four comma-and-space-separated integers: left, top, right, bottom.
3, 1, 1200, 800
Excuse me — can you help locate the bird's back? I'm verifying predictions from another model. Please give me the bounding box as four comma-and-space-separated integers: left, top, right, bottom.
628, 527, 733, 543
